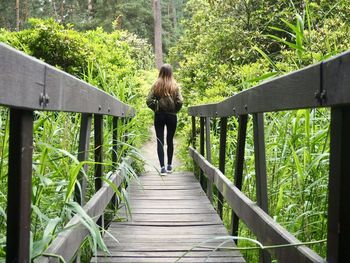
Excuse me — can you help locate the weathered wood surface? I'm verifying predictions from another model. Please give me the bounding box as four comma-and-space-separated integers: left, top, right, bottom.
188, 50, 350, 117
189, 147, 326, 263
6, 109, 33, 262
93, 171, 246, 263
35, 171, 124, 263
327, 107, 350, 262
0, 43, 134, 117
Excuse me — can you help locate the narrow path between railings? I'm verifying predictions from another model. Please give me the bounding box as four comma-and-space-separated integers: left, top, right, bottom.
91, 129, 245, 263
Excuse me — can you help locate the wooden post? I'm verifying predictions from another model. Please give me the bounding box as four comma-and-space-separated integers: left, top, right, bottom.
75, 113, 92, 205
111, 116, 119, 209
122, 117, 129, 161
191, 116, 198, 178
6, 109, 33, 263
205, 117, 213, 202
74, 113, 92, 263
112, 117, 119, 170
253, 113, 269, 212
192, 116, 196, 149
253, 113, 271, 263
327, 107, 350, 263
94, 114, 103, 228
231, 115, 247, 237
199, 117, 205, 188
218, 117, 227, 219
123, 117, 129, 146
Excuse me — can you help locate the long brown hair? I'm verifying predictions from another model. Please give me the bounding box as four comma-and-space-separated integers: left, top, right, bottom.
153, 64, 177, 98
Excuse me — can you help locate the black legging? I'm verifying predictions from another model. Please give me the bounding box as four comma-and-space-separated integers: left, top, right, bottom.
154, 113, 177, 167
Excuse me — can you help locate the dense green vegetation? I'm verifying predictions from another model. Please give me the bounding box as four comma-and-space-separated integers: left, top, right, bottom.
1, 0, 350, 261
0, 0, 186, 56
0, 18, 155, 260
170, 0, 350, 261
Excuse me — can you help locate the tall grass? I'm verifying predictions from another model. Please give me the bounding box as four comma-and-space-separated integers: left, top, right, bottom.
189, 109, 330, 261
0, 59, 154, 261
177, 9, 334, 261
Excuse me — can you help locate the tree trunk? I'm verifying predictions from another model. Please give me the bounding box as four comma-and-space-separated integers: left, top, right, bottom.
51, 0, 59, 21
60, 0, 65, 23
23, 0, 29, 24
153, 0, 163, 69
87, 0, 93, 19
16, 0, 20, 31
170, 0, 177, 29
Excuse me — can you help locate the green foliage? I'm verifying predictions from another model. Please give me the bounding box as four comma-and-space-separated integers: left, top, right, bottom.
0, 0, 187, 58
172, 0, 350, 260
112, 0, 186, 56
0, 18, 155, 261
170, 0, 350, 104
113, 0, 154, 43
0, 18, 154, 78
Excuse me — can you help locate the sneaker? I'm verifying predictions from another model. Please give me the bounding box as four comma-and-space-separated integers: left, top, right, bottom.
167, 165, 173, 173
160, 166, 167, 176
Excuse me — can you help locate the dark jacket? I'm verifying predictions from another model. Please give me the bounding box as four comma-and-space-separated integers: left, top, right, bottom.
146, 86, 183, 114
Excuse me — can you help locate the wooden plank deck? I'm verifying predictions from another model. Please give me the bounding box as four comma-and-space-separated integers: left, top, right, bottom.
92, 171, 246, 263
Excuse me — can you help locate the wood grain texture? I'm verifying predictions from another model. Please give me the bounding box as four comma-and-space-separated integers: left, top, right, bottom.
189, 147, 326, 263
327, 107, 350, 262
35, 171, 124, 263
188, 50, 350, 117
92, 171, 246, 263
231, 115, 247, 237
0, 43, 135, 117
323, 51, 350, 107
6, 109, 33, 263
0, 43, 45, 110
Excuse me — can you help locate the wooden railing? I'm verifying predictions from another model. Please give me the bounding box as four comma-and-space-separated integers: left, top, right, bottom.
188, 51, 350, 263
0, 43, 135, 262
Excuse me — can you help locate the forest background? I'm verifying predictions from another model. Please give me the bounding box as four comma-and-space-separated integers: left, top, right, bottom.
1, 0, 350, 262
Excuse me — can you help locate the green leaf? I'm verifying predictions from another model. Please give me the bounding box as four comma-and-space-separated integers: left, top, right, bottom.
65, 161, 88, 202
275, 184, 285, 215
266, 34, 304, 52
65, 201, 109, 254
252, 46, 280, 72
289, 140, 304, 189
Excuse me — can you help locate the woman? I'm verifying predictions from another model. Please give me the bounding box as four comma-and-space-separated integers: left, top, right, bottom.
146, 64, 183, 175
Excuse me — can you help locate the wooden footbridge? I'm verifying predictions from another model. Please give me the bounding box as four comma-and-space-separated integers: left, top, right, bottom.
93, 171, 245, 263
1, 42, 349, 262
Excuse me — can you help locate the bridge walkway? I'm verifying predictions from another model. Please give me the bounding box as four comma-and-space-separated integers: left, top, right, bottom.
92, 171, 245, 263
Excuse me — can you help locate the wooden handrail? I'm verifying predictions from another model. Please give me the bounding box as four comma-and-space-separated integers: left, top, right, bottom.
0, 43, 135, 117
1, 43, 135, 262
189, 147, 325, 263
188, 51, 350, 117
188, 51, 350, 262
34, 169, 125, 263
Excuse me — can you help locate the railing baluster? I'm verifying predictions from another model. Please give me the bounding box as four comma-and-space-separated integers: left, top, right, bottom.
231, 115, 247, 237
94, 114, 104, 227
75, 113, 92, 205
111, 116, 119, 209
327, 107, 350, 262
205, 117, 213, 202
124, 117, 129, 147
6, 109, 33, 263
218, 117, 227, 219
253, 113, 269, 212
253, 113, 271, 263
112, 117, 119, 170
74, 113, 92, 263
192, 116, 198, 178
192, 116, 196, 149
199, 117, 205, 188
